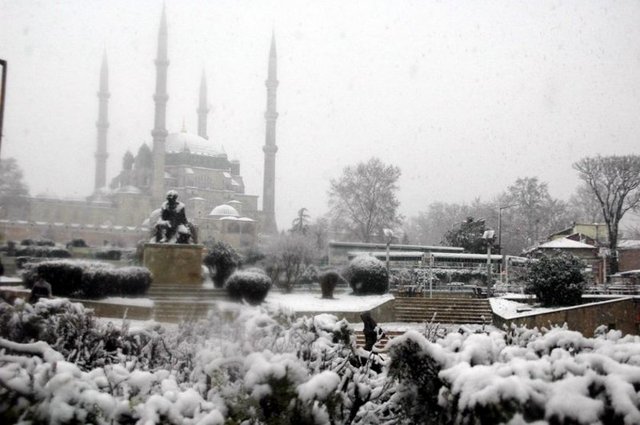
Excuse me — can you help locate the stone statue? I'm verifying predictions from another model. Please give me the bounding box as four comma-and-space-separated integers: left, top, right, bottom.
154, 190, 196, 244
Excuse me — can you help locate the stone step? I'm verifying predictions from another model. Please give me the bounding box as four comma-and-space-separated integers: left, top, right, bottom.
354, 330, 404, 349
396, 299, 490, 305
393, 297, 492, 324
395, 305, 492, 311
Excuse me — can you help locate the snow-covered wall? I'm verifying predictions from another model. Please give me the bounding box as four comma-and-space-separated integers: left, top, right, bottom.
493, 297, 639, 336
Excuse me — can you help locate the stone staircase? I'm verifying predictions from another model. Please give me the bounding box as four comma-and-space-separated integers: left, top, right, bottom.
146, 283, 229, 323
354, 330, 404, 350
394, 296, 493, 324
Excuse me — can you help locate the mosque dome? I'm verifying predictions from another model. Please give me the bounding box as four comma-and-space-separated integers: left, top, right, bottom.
165, 132, 226, 157
209, 204, 240, 218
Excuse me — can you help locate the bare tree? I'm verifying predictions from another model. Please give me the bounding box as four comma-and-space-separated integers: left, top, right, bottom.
568, 183, 605, 223
404, 199, 495, 246
573, 155, 640, 273
0, 157, 30, 219
328, 157, 402, 242
499, 177, 572, 254
265, 233, 318, 293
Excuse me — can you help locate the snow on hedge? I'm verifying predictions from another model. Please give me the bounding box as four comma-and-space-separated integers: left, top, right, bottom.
3, 298, 640, 424
386, 324, 640, 424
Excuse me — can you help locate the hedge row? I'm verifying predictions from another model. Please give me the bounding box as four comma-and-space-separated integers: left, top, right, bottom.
14, 246, 71, 258
23, 260, 151, 299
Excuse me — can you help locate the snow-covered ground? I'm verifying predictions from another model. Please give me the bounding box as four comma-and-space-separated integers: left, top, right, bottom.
265, 291, 393, 313
89, 296, 154, 307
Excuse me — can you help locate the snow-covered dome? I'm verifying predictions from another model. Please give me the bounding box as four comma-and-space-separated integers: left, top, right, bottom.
209, 204, 240, 218
165, 132, 226, 157
115, 185, 142, 194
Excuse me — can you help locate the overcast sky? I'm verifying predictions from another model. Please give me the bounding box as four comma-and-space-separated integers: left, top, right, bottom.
1, 0, 639, 229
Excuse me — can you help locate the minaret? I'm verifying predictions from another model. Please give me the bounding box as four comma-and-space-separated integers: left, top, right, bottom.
197, 70, 209, 139
262, 32, 279, 234
151, 5, 169, 202
94, 50, 110, 191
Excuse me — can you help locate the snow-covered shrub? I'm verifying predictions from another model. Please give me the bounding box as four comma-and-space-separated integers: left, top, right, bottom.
384, 324, 640, 425
0, 300, 393, 424
94, 249, 122, 260
347, 255, 389, 295
0, 299, 160, 370
225, 268, 272, 305
389, 267, 412, 288
20, 238, 54, 247
67, 238, 88, 248
23, 260, 151, 298
203, 241, 240, 288
15, 245, 71, 258
524, 252, 585, 306
81, 266, 151, 298
318, 269, 341, 299
299, 264, 320, 286
23, 260, 89, 296
386, 331, 445, 424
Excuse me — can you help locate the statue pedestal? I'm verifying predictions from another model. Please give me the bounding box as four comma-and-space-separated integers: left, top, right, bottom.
143, 243, 204, 284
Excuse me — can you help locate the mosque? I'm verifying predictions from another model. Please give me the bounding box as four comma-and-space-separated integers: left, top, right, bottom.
0, 8, 279, 249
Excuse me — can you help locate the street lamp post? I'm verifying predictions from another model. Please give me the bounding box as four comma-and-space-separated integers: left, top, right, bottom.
383, 228, 394, 275
482, 230, 496, 296
498, 204, 519, 253
497, 203, 518, 283
0, 59, 7, 155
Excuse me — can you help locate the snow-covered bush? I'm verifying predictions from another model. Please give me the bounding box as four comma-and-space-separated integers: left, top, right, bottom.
23, 260, 151, 298
81, 266, 151, 298
346, 255, 389, 295
23, 260, 89, 295
387, 331, 445, 424
385, 324, 640, 425
0, 299, 392, 424
0, 299, 171, 371
318, 270, 342, 299
225, 268, 272, 305
14, 245, 71, 258
94, 249, 122, 260
524, 252, 585, 306
203, 241, 240, 288
299, 264, 320, 286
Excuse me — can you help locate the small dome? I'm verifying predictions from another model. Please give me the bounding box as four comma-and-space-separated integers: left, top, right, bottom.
115, 185, 142, 194
166, 132, 226, 157
209, 204, 240, 218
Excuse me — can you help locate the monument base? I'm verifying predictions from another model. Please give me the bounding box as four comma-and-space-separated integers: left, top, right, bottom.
143, 243, 204, 284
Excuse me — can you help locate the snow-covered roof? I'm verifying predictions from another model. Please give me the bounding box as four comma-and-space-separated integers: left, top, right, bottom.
429, 252, 503, 261
115, 185, 142, 194
537, 238, 596, 249
618, 240, 640, 250
209, 204, 240, 218
348, 251, 424, 258
165, 131, 226, 157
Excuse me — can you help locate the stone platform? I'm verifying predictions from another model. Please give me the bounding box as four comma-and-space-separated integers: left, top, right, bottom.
143, 243, 205, 284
